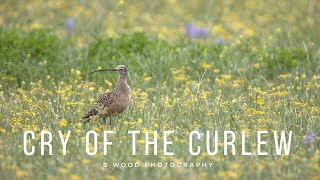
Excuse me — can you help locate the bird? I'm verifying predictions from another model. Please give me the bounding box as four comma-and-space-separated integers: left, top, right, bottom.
82, 65, 131, 125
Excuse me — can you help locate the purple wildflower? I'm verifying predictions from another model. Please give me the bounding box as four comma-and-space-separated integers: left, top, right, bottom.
185, 23, 199, 38
193, 130, 201, 141
215, 37, 224, 45
303, 131, 316, 145
64, 18, 74, 33
199, 27, 207, 38
185, 23, 207, 39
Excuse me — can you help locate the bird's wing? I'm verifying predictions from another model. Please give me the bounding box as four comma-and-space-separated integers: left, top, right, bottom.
96, 90, 117, 107
82, 90, 117, 122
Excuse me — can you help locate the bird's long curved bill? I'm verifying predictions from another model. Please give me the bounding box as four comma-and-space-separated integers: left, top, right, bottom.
88, 69, 116, 75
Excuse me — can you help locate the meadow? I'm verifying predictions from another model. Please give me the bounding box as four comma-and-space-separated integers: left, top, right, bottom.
0, 0, 319, 179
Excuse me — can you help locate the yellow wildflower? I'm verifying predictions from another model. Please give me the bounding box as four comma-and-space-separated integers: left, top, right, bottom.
221, 74, 232, 80
201, 63, 211, 70
59, 118, 68, 127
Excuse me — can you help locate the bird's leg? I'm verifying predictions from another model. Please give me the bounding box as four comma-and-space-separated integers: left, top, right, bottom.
109, 117, 112, 126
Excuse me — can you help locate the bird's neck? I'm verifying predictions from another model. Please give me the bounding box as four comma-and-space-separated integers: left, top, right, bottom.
117, 74, 128, 88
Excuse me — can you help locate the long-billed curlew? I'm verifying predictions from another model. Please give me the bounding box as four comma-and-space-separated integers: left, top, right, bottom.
82, 65, 131, 125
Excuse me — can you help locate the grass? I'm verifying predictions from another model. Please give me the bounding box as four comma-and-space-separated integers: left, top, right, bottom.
0, 0, 320, 179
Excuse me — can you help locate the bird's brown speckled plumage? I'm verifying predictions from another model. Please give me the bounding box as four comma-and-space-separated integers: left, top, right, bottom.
82, 65, 131, 125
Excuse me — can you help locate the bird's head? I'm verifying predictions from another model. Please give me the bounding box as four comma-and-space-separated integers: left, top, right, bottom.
115, 65, 128, 75
89, 65, 128, 75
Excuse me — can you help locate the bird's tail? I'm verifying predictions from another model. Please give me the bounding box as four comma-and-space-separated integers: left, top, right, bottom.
82, 108, 98, 123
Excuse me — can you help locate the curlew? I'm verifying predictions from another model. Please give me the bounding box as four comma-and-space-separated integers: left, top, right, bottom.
82, 65, 131, 125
